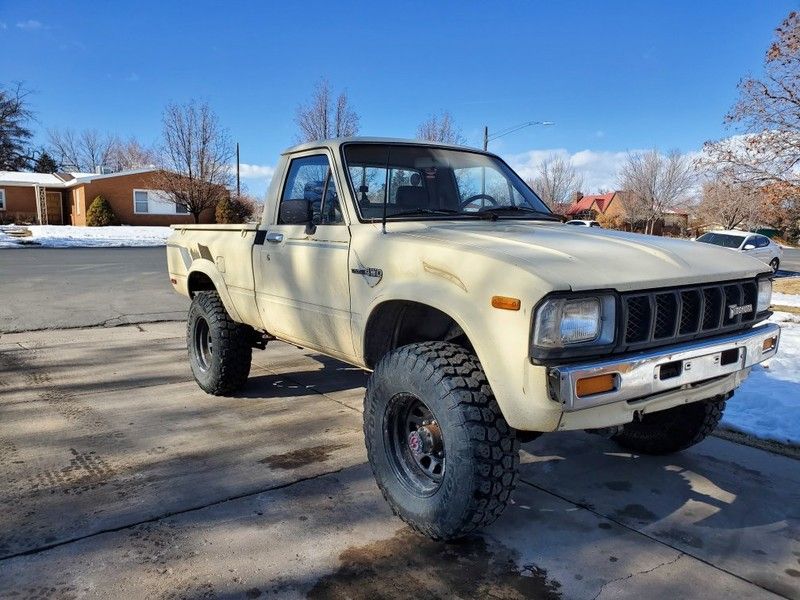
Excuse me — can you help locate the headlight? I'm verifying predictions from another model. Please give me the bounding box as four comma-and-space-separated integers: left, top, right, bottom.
533, 295, 616, 348
757, 279, 772, 312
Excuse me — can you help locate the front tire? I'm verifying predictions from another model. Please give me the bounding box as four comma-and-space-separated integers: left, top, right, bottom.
612, 395, 727, 455
187, 291, 252, 395
364, 342, 519, 540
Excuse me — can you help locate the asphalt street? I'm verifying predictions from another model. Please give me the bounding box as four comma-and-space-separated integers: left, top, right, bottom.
0, 247, 187, 332
0, 323, 797, 599
781, 247, 800, 274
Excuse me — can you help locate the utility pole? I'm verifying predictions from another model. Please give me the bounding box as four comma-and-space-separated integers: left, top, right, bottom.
236, 143, 240, 198
483, 126, 489, 151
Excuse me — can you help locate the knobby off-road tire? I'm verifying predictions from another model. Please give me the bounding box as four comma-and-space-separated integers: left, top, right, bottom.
187, 291, 252, 396
612, 395, 727, 455
364, 342, 520, 540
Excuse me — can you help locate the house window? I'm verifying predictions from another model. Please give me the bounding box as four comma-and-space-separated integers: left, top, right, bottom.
134, 190, 149, 213
0, 189, 5, 210
133, 189, 186, 215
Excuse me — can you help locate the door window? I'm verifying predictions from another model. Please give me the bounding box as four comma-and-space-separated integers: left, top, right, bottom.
280, 155, 343, 225
755, 236, 770, 248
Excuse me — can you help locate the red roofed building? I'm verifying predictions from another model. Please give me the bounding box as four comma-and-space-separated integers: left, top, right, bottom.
565, 191, 619, 220
564, 191, 688, 235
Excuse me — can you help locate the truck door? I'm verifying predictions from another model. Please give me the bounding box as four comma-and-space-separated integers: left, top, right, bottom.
253, 152, 354, 356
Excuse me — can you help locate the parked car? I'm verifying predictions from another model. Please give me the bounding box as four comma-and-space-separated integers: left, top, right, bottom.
167, 138, 779, 540
566, 219, 601, 227
696, 230, 783, 271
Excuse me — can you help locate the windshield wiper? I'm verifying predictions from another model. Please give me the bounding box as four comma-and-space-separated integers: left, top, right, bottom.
386, 208, 467, 218
476, 206, 561, 221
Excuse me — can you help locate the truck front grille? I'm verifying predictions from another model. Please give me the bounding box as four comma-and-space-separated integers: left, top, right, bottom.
621, 279, 760, 352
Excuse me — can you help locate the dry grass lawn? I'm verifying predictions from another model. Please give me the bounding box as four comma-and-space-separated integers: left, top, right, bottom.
774, 278, 800, 295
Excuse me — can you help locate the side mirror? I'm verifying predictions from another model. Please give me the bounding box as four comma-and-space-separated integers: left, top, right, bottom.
279, 199, 311, 225
743, 244, 755, 250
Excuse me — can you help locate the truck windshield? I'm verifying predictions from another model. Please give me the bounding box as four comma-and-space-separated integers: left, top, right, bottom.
342, 143, 554, 221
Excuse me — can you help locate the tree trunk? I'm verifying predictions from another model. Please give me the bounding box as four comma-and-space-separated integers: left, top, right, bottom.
192, 211, 200, 224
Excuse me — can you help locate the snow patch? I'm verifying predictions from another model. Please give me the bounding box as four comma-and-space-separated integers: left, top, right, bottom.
722, 312, 800, 446
0, 225, 172, 248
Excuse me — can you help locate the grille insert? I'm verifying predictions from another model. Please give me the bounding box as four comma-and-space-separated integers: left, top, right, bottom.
622, 280, 759, 351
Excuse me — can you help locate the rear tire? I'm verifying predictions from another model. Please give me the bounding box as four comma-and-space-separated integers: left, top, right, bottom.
364, 342, 519, 540
612, 395, 727, 455
187, 291, 252, 395
770, 257, 780, 272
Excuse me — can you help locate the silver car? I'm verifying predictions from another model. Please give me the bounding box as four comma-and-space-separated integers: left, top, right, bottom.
696, 230, 783, 271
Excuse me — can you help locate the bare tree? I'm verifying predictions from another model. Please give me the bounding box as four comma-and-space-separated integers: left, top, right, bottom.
153, 101, 233, 223
107, 137, 156, 170
295, 79, 359, 142
620, 149, 695, 234
697, 178, 764, 230
702, 12, 800, 189
416, 111, 465, 145
47, 128, 116, 172
527, 153, 584, 213
0, 83, 34, 170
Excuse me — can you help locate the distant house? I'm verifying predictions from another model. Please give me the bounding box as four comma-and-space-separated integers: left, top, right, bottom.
565, 191, 688, 235
0, 168, 217, 226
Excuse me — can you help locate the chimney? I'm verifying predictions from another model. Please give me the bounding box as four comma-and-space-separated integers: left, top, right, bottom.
573, 191, 583, 203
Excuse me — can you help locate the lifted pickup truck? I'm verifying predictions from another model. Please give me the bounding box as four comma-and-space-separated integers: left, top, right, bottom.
167, 137, 780, 540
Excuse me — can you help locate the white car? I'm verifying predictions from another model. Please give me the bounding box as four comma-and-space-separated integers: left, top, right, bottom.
696, 230, 783, 271
565, 219, 601, 227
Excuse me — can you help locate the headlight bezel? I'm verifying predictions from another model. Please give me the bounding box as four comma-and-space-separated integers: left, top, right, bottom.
530, 290, 620, 363
756, 276, 773, 313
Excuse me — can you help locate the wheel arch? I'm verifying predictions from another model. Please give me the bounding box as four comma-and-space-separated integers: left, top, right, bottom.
362, 299, 478, 369
186, 261, 243, 322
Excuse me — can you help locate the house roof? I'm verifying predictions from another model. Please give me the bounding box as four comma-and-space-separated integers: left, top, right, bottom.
0, 167, 157, 188
565, 192, 615, 215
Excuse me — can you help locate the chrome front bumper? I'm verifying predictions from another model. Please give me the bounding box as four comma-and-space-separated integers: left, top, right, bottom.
549, 323, 781, 411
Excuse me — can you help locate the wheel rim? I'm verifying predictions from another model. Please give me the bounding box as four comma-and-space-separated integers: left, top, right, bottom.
193, 317, 213, 372
771, 259, 779, 271
385, 393, 445, 495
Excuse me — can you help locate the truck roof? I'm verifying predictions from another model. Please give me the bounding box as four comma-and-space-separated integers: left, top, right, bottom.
281, 136, 489, 156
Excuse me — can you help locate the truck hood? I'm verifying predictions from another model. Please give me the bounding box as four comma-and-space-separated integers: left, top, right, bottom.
401, 221, 770, 292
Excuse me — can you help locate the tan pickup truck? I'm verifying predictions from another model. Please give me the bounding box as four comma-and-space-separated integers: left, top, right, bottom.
167, 137, 780, 539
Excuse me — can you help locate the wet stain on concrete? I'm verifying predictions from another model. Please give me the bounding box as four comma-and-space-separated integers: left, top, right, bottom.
653, 529, 704, 549
786, 568, 800, 578
259, 443, 347, 470
598, 522, 613, 530
614, 503, 657, 523
604, 481, 631, 492
307, 528, 562, 599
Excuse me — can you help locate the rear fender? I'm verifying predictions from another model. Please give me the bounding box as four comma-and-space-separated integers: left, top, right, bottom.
187, 260, 243, 323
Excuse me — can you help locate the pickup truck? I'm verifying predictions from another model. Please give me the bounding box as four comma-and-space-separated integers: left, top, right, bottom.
167, 137, 780, 540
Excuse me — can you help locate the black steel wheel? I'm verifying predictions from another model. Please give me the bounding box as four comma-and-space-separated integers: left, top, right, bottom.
364, 342, 519, 540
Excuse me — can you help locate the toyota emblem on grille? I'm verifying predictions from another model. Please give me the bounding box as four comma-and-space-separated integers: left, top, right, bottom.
728, 303, 753, 318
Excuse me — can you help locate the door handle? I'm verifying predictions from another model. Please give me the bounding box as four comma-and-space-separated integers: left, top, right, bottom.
265, 232, 284, 244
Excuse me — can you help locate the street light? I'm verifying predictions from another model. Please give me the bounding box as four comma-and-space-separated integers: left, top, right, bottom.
483, 120, 555, 151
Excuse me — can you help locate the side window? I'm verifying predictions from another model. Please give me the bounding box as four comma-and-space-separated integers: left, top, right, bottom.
743, 236, 757, 248
319, 171, 344, 225
755, 236, 770, 248
280, 155, 333, 224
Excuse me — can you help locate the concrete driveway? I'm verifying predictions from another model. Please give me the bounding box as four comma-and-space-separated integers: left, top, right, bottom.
0, 323, 798, 599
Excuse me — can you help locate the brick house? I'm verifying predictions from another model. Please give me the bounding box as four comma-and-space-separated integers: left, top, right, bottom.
566, 191, 688, 235
0, 168, 217, 225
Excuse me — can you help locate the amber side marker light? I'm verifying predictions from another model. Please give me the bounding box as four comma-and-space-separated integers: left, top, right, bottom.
763, 336, 777, 352
575, 374, 617, 398
491, 296, 521, 311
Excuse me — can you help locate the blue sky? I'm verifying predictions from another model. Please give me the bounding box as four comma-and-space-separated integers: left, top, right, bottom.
0, 0, 794, 195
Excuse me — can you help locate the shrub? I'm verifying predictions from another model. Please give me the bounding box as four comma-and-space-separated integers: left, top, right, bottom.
86, 196, 117, 226
215, 195, 257, 224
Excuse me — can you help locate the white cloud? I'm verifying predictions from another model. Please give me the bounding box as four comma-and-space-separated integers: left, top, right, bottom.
16, 19, 43, 30
236, 163, 275, 180
507, 148, 635, 193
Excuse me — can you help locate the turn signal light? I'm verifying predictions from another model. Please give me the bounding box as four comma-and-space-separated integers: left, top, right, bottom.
491, 296, 521, 311
575, 374, 617, 398
763, 336, 777, 352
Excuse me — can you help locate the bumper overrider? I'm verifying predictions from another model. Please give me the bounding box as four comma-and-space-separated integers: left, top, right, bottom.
548, 323, 781, 411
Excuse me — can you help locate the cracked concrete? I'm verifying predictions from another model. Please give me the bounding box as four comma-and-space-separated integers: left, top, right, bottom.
1, 322, 796, 598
